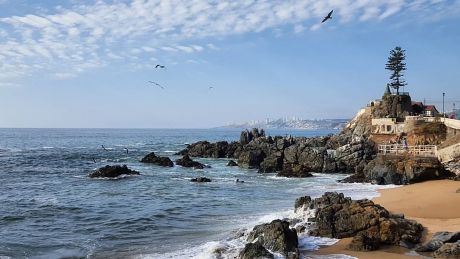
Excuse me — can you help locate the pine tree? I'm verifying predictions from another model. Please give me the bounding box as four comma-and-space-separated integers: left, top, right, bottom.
385, 46, 407, 95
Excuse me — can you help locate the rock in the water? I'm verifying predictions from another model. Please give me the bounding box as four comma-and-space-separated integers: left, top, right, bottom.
237, 150, 265, 169
294, 196, 312, 212
190, 177, 211, 183
227, 160, 238, 166
176, 155, 208, 169
238, 242, 274, 259
277, 164, 313, 178
433, 240, 460, 258
140, 152, 173, 167
247, 219, 298, 256
305, 192, 423, 249
88, 165, 140, 178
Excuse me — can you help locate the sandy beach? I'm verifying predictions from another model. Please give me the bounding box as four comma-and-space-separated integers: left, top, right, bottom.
316, 180, 460, 258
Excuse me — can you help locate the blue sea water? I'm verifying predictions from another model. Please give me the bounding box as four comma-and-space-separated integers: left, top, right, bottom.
0, 128, 393, 259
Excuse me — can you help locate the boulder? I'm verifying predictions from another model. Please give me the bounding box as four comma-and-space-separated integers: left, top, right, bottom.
140, 152, 173, 167
303, 192, 423, 249
247, 219, 299, 256
277, 164, 313, 178
190, 177, 211, 183
176, 155, 208, 169
88, 165, 140, 178
348, 232, 381, 251
238, 242, 274, 259
259, 154, 283, 173
237, 150, 265, 169
227, 160, 238, 167
361, 155, 454, 185
417, 232, 460, 252
433, 241, 460, 258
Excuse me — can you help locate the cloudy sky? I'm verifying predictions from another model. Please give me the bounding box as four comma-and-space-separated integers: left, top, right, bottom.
0, 0, 459, 128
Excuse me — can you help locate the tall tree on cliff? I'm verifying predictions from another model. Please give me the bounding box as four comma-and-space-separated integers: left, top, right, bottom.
385, 46, 407, 95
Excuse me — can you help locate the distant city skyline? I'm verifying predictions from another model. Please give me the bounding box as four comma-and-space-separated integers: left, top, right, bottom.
0, 0, 459, 128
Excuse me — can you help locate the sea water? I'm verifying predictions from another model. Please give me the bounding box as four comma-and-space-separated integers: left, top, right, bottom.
0, 128, 395, 259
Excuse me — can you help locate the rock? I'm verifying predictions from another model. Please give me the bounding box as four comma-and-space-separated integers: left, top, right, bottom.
277, 164, 313, 178
88, 165, 140, 178
190, 177, 211, 183
247, 219, 299, 255
176, 155, 208, 169
360, 155, 454, 185
416, 232, 460, 252
140, 152, 173, 167
240, 128, 265, 145
294, 196, 312, 212
433, 240, 460, 258
259, 154, 283, 173
238, 242, 274, 259
306, 192, 423, 249
237, 150, 265, 169
348, 232, 381, 251
227, 160, 238, 166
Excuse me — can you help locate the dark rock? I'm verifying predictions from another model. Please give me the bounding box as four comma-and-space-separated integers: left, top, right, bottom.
190, 177, 211, 183
259, 154, 283, 173
277, 164, 313, 178
305, 192, 424, 248
247, 219, 298, 255
176, 155, 208, 169
294, 196, 312, 212
238, 242, 274, 259
238, 150, 265, 169
433, 240, 460, 258
88, 165, 140, 178
227, 160, 238, 167
348, 232, 381, 251
416, 232, 460, 252
361, 155, 454, 185
140, 152, 173, 167
240, 128, 265, 145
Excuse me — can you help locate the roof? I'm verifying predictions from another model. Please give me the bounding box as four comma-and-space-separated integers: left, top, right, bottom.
424, 105, 439, 112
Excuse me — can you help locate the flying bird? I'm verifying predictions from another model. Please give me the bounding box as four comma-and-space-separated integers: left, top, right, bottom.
209, 86, 214, 90
155, 64, 165, 69
321, 10, 333, 23
124, 148, 129, 154
101, 145, 108, 151
148, 81, 165, 89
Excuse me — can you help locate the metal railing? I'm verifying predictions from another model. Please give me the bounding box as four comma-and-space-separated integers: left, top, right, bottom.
378, 144, 438, 157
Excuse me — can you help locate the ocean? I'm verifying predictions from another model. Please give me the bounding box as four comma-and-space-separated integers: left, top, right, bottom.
0, 128, 395, 259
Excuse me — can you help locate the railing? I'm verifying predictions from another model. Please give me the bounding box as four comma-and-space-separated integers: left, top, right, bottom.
378, 144, 438, 157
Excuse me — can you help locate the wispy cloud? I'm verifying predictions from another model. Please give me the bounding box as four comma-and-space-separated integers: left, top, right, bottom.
0, 0, 458, 82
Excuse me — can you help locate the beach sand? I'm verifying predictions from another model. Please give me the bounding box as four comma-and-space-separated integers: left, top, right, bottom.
315, 180, 460, 259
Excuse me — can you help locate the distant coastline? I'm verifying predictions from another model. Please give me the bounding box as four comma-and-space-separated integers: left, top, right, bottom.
217, 118, 349, 130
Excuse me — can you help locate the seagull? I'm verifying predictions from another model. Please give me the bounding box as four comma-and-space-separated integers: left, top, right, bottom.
101, 145, 108, 151
321, 10, 333, 23
209, 86, 214, 90
148, 81, 165, 89
124, 148, 129, 154
155, 64, 165, 69
92, 158, 97, 163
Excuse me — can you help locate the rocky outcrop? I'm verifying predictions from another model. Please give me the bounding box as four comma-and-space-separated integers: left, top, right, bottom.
238, 243, 274, 259
247, 219, 299, 257
372, 94, 413, 119
342, 155, 454, 185
298, 192, 424, 250
433, 241, 460, 258
227, 160, 238, 166
140, 152, 173, 167
175, 155, 208, 169
277, 164, 313, 178
88, 165, 140, 178
417, 232, 460, 252
177, 126, 377, 177
190, 177, 211, 183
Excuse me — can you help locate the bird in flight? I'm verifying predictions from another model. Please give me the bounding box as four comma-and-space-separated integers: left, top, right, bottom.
148, 81, 165, 89
209, 86, 214, 90
322, 10, 333, 23
101, 145, 108, 151
124, 148, 129, 154
155, 64, 165, 69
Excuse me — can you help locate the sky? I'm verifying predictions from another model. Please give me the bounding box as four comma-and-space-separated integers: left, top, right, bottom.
0, 0, 459, 128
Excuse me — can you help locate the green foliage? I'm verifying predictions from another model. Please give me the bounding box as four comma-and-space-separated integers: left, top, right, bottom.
385, 46, 407, 95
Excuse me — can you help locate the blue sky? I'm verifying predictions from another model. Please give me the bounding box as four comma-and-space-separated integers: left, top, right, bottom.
0, 0, 459, 128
